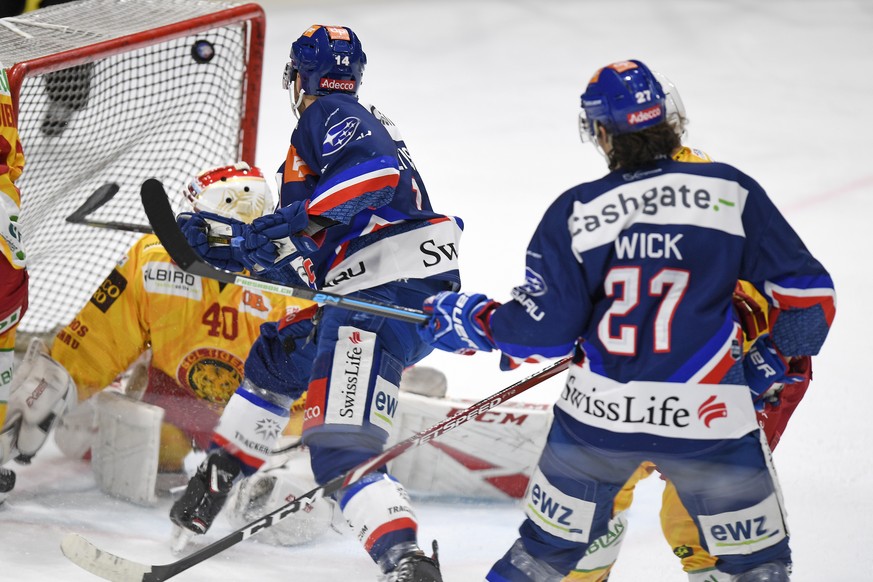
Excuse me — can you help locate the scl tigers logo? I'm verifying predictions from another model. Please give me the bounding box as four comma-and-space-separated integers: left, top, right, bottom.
177, 348, 244, 405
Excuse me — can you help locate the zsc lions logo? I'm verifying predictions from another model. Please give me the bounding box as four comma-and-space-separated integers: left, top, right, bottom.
522, 267, 547, 297
323, 116, 360, 156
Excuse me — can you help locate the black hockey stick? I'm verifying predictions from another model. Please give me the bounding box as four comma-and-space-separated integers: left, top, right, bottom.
61, 355, 571, 582
66, 182, 153, 234
140, 178, 429, 324
67, 181, 232, 244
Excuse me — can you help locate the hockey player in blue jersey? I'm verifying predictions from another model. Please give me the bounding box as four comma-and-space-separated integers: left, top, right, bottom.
171, 24, 461, 581
419, 60, 835, 581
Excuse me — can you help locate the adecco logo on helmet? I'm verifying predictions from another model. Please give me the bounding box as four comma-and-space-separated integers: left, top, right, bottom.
319, 78, 356, 92
324, 26, 350, 41
608, 61, 639, 73
627, 104, 662, 126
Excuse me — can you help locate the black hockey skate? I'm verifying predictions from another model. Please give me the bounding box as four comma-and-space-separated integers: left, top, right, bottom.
382, 540, 442, 582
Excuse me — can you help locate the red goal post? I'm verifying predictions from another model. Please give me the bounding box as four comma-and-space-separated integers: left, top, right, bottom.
0, 0, 265, 336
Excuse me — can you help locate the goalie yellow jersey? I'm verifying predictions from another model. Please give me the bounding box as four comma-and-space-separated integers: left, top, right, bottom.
50, 234, 313, 406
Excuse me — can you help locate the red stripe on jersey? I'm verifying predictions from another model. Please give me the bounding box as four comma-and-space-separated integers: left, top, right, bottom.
700, 328, 744, 384
770, 291, 836, 325
364, 517, 418, 552
309, 173, 399, 216
329, 241, 351, 270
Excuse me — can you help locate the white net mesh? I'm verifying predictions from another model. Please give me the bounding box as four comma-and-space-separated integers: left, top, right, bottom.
1, 0, 261, 334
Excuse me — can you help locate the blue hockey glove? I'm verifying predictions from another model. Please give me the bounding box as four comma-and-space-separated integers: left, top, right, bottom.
743, 336, 806, 407
178, 211, 247, 272
237, 202, 319, 274
419, 291, 500, 354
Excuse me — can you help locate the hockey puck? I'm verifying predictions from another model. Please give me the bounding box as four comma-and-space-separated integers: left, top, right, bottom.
191, 39, 215, 64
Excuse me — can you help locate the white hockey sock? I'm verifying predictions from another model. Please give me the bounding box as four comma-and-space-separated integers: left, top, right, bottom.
338, 472, 419, 565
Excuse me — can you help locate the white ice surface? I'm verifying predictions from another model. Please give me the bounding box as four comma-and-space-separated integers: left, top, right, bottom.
3, 0, 872, 580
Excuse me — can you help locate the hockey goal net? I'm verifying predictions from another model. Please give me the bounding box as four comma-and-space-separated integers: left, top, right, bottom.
1, 0, 264, 335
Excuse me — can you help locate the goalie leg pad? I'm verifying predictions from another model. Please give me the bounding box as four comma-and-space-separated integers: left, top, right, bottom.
338, 472, 418, 564
54, 395, 98, 460
92, 391, 163, 505
2, 337, 76, 463
399, 366, 447, 398
387, 391, 552, 500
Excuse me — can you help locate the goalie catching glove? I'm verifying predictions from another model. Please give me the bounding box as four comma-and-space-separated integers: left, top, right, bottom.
419, 291, 500, 354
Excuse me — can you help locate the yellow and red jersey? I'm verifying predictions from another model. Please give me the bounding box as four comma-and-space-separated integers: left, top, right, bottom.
1, 65, 27, 424
0, 66, 25, 272
50, 234, 313, 465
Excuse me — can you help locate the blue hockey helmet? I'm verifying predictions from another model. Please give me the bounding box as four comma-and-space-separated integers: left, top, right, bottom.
284, 24, 366, 101
578, 60, 666, 142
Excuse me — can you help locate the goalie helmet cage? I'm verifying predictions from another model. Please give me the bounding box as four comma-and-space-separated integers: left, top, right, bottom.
0, 0, 265, 336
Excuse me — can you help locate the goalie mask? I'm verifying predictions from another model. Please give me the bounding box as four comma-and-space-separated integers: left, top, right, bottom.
578, 59, 666, 144
283, 24, 366, 115
185, 162, 271, 224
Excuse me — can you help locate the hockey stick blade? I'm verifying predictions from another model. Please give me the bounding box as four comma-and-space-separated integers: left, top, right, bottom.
67, 182, 157, 234
140, 178, 428, 324
61, 534, 152, 582
60, 356, 571, 581
67, 183, 121, 223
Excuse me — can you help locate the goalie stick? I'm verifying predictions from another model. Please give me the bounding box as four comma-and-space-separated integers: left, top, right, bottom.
67, 181, 232, 244
140, 178, 429, 324
65, 182, 153, 234
61, 355, 571, 582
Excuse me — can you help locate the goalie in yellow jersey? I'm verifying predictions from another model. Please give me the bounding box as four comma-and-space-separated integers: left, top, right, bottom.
45, 162, 315, 505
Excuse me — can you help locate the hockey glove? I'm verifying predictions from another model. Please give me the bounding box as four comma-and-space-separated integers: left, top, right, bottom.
236, 202, 319, 275
743, 336, 806, 408
169, 449, 241, 537
178, 211, 247, 272
419, 291, 500, 354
